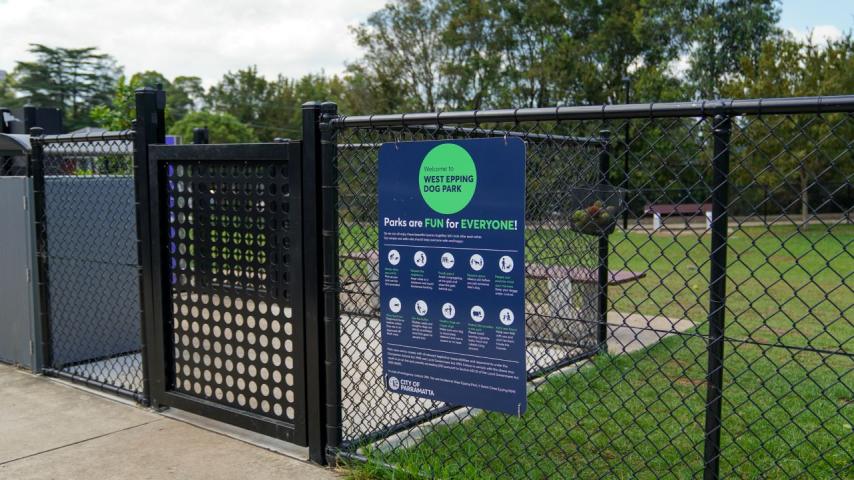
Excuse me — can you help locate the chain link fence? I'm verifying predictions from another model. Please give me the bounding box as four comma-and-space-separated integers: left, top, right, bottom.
323, 99, 853, 478
31, 130, 147, 400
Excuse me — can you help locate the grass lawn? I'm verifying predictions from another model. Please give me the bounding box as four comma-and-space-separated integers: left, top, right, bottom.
344, 224, 853, 479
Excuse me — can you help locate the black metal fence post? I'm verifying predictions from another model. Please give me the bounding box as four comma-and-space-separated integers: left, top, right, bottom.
319, 102, 341, 464
192, 127, 209, 144
622, 77, 631, 230
28, 127, 51, 370
135, 86, 166, 406
302, 101, 327, 464
597, 129, 611, 353
703, 114, 732, 480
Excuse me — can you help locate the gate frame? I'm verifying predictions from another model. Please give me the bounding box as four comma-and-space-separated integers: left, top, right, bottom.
31, 123, 154, 403
135, 87, 167, 405
301, 101, 336, 463
144, 142, 309, 445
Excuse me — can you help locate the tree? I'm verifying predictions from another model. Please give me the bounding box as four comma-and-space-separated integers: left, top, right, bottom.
722, 32, 854, 223
170, 111, 258, 144
206, 66, 274, 128
686, 0, 780, 99
12, 44, 121, 129
171, 76, 205, 118
90, 71, 204, 131
349, 0, 694, 110
482, 0, 566, 108
89, 75, 135, 131
128, 71, 203, 125
129, 71, 170, 91
206, 67, 350, 141
580, 0, 692, 104
0, 70, 19, 107
438, 0, 503, 109
127, 71, 203, 123
350, 0, 453, 112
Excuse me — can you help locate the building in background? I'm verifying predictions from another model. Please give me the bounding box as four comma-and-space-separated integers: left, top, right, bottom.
1, 106, 63, 135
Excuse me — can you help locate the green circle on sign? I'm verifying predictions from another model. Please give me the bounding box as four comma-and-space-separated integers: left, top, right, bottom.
418, 144, 478, 214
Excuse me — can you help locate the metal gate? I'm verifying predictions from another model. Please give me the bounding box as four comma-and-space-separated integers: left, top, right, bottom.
31, 130, 146, 400
146, 143, 307, 444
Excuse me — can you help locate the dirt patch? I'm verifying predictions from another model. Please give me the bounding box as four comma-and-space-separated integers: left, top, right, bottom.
662, 358, 694, 371
673, 377, 707, 387
758, 325, 794, 337
648, 227, 708, 238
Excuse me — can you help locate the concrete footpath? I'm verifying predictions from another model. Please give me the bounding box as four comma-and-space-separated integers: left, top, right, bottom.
0, 364, 340, 480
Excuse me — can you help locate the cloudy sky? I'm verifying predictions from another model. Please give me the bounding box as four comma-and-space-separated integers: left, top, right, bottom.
0, 0, 851, 86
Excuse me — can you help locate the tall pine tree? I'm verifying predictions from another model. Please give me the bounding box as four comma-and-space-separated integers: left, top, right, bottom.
13, 44, 121, 129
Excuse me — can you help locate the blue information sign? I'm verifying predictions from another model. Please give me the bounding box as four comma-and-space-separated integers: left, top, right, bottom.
378, 137, 526, 415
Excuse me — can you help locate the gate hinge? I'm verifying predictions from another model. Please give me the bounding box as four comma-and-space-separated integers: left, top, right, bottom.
22, 195, 27, 210
25, 267, 31, 283
29, 340, 33, 355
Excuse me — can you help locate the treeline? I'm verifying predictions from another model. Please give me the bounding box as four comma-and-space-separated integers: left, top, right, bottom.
0, 0, 852, 144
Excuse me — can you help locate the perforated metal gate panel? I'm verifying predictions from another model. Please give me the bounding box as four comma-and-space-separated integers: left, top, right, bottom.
149, 144, 306, 444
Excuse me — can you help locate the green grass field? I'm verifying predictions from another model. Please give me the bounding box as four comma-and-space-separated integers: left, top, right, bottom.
345, 224, 853, 479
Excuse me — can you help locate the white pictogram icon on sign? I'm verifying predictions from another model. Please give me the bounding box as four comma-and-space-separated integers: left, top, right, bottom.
441, 252, 455, 269
499, 255, 514, 273
469, 254, 484, 271
389, 297, 402, 313
470, 305, 485, 322
499, 308, 515, 326
415, 300, 428, 316
442, 303, 456, 319
414, 251, 427, 267
388, 249, 400, 265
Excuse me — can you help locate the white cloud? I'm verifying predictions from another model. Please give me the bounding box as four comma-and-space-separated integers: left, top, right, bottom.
787, 24, 845, 44
0, 0, 386, 85
668, 54, 691, 78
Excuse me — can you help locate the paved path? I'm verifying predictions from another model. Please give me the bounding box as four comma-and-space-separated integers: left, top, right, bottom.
0, 365, 339, 480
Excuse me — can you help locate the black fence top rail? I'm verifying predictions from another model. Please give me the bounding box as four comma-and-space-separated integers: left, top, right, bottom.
387, 125, 603, 145
330, 95, 854, 128
31, 129, 135, 145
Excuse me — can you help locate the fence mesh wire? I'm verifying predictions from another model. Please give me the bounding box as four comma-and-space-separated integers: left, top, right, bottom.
34, 131, 145, 398
328, 108, 853, 478
0, 156, 12, 176
1, 138, 29, 176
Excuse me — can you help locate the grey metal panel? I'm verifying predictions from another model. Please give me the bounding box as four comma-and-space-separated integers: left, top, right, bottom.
24, 179, 42, 372
47, 257, 140, 366
0, 177, 36, 368
43, 175, 141, 366
44, 176, 137, 265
